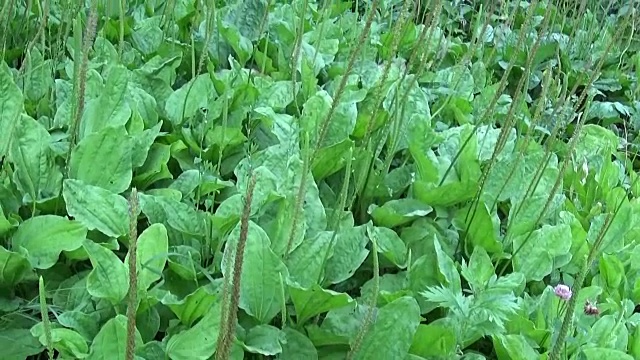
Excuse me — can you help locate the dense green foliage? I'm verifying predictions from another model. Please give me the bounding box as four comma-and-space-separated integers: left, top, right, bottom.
2, 0, 640, 359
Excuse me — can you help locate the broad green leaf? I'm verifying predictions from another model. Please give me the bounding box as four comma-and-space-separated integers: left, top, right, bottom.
350, 296, 421, 360
133, 143, 173, 189
461, 246, 495, 292
588, 201, 634, 254
127, 82, 159, 128
300, 91, 339, 148
0, 204, 14, 236
166, 301, 222, 360
574, 125, 620, 166
87, 315, 142, 360
31, 325, 88, 359
226, 0, 268, 41
131, 121, 163, 168
324, 225, 369, 285
408, 242, 446, 313
320, 302, 370, 342
582, 348, 634, 360
413, 180, 477, 207
493, 334, 539, 360
506, 160, 564, 237
409, 321, 457, 358
457, 201, 502, 254
589, 314, 625, 348
222, 221, 288, 324
125, 223, 168, 291
408, 125, 442, 184
0, 246, 32, 286
139, 193, 208, 238
80, 64, 132, 139
10, 114, 63, 203
235, 143, 327, 249
83, 240, 129, 305
286, 231, 335, 288
12, 215, 87, 269
166, 245, 201, 280
256, 80, 297, 111
219, 24, 253, 66
53, 274, 93, 312
383, 75, 431, 151
136, 303, 161, 343
244, 325, 285, 356
630, 324, 640, 358
512, 224, 572, 281
434, 237, 462, 293
280, 327, 318, 360
368, 199, 433, 228
131, 18, 163, 55
289, 283, 354, 325
599, 253, 624, 291
0, 328, 43, 360
57, 310, 101, 341
165, 74, 216, 126
0, 61, 23, 158
164, 284, 218, 327
360, 273, 408, 305
69, 125, 132, 193
22, 47, 53, 101
63, 179, 130, 238
368, 225, 408, 268
312, 139, 354, 180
